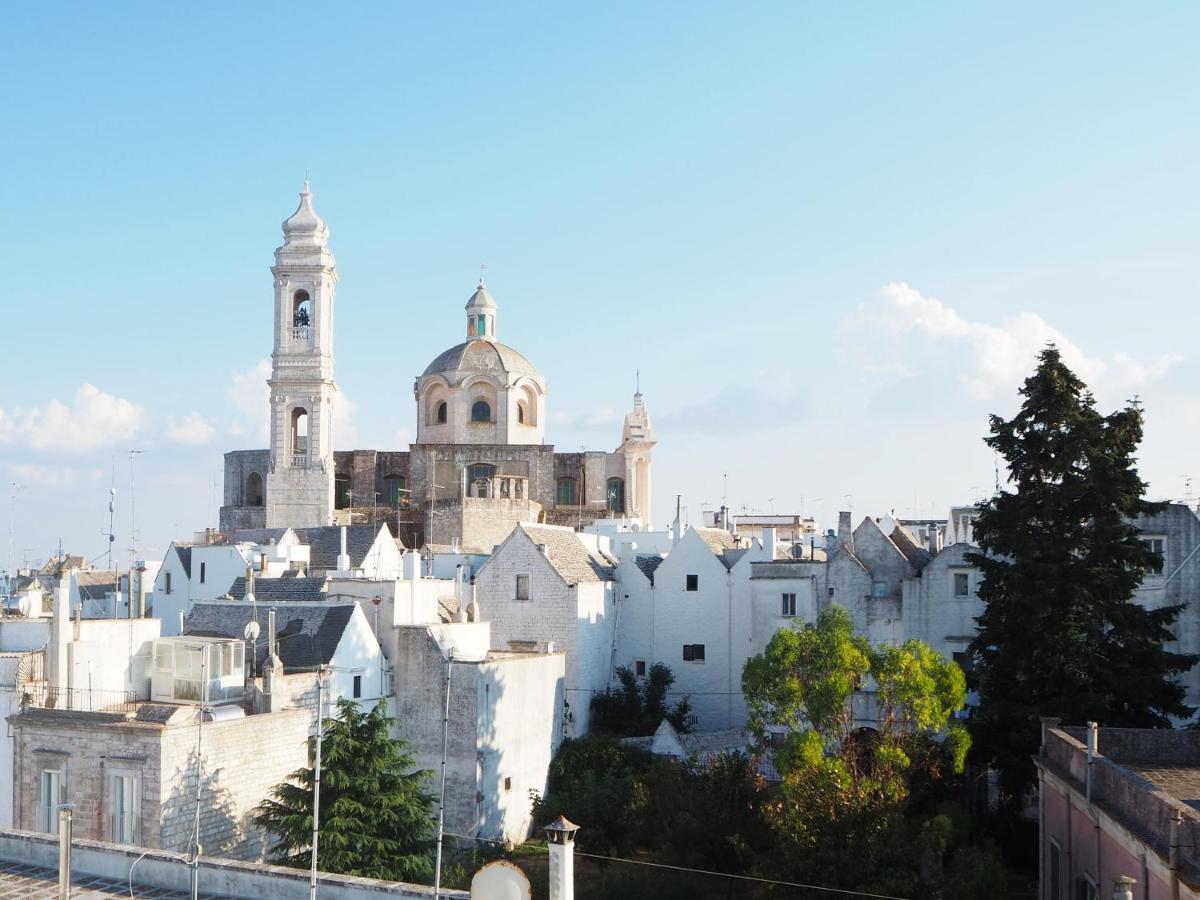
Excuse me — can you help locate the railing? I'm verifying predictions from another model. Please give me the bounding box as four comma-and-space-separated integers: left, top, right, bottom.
291, 325, 311, 344
21, 686, 141, 714
292, 451, 310, 468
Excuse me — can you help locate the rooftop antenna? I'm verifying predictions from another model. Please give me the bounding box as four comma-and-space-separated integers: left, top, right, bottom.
128, 450, 144, 620
1184, 476, 1194, 505
99, 459, 117, 568
636, 368, 640, 395
6, 482, 27, 600
478, 262, 487, 287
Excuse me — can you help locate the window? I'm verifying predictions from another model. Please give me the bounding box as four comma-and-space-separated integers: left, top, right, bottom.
1049, 840, 1061, 900
556, 476, 579, 506
871, 579, 889, 598
828, 587, 835, 598
384, 474, 407, 506
514, 479, 524, 500
1142, 536, 1166, 574
503, 776, 512, 792
334, 473, 352, 510
164, 572, 172, 595
292, 290, 311, 329
38, 769, 61, 834
685, 574, 699, 592
499, 478, 510, 498
634, 659, 647, 677
199, 562, 206, 584
245, 472, 263, 507
353, 675, 362, 699
682, 644, 706, 662
953, 572, 970, 597
1074, 875, 1097, 900
290, 407, 309, 461
468, 464, 495, 498
781, 593, 796, 617
436, 401, 448, 425
110, 773, 139, 845
517, 402, 527, 424
606, 477, 625, 515
515, 575, 530, 601
471, 400, 491, 422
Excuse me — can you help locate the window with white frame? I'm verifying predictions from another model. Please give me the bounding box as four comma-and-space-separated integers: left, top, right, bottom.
1141, 536, 1166, 574
37, 769, 61, 834
781, 593, 797, 617
953, 572, 970, 598
515, 574, 530, 601
110, 772, 139, 844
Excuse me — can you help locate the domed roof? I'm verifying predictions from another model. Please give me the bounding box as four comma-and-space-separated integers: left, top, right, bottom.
281, 182, 328, 246
421, 339, 543, 383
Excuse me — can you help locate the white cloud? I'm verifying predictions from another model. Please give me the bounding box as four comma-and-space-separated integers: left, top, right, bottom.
334, 392, 358, 449
166, 412, 215, 445
587, 407, 620, 426
8, 462, 101, 489
840, 283, 1181, 401
0, 384, 144, 453
226, 361, 271, 442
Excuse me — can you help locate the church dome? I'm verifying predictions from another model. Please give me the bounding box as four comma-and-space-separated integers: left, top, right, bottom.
281, 182, 328, 247
421, 339, 542, 382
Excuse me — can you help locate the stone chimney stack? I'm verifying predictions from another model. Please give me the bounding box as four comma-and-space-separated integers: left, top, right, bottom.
1112, 876, 1135, 900
336, 525, 351, 574
49, 575, 72, 691
837, 511, 853, 553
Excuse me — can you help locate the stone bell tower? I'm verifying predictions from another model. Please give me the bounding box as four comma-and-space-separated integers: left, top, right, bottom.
264, 182, 337, 528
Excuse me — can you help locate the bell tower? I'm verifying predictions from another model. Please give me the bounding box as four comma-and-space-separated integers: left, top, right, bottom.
265, 182, 338, 528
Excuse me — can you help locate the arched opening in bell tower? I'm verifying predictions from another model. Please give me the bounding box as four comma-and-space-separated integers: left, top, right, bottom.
290, 408, 309, 464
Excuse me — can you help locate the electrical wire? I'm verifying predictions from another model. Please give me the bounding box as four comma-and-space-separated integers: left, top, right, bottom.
441, 832, 913, 899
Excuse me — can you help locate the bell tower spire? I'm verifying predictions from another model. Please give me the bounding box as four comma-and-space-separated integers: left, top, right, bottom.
264, 182, 338, 528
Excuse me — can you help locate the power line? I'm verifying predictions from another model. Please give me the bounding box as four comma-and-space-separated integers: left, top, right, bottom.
441, 832, 912, 899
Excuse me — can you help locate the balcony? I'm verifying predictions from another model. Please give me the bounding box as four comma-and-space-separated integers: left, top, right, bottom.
21, 686, 140, 714
291, 325, 311, 345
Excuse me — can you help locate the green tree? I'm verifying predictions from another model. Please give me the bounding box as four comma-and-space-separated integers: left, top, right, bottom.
253, 698, 435, 881
590, 663, 695, 737
741, 606, 969, 891
966, 345, 1196, 807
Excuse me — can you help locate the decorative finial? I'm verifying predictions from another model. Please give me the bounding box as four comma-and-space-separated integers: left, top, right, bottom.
478, 262, 487, 288
636, 368, 640, 395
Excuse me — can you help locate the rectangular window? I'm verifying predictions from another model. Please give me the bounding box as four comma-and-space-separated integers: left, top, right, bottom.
164, 572, 172, 594
1074, 876, 1097, 900
110, 773, 139, 844
685, 574, 699, 592
781, 593, 797, 617
1049, 841, 1061, 900
504, 776, 512, 791
353, 674, 362, 699
1142, 536, 1166, 574
871, 579, 889, 598
634, 659, 647, 677
682, 644, 705, 662
38, 770, 61, 834
953, 572, 970, 597
515, 574, 530, 601
199, 562, 206, 584
828, 587, 835, 598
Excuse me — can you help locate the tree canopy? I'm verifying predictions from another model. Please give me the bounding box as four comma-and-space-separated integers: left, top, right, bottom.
253, 698, 435, 882
590, 662, 695, 737
966, 345, 1196, 805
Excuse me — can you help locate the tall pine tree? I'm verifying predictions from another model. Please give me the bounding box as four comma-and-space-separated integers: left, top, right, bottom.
966, 345, 1196, 806
253, 698, 435, 882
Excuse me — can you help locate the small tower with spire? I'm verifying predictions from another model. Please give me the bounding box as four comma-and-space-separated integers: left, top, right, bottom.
618, 382, 656, 525
265, 182, 338, 528
465, 276, 497, 342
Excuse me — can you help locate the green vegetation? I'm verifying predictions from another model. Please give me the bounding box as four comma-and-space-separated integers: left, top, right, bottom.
589, 662, 695, 737
252, 698, 435, 882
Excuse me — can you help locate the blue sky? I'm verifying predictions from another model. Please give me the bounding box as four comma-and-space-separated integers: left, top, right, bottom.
2, 3, 1198, 570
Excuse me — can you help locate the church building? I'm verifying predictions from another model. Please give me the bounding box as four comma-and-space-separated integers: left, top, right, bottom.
219, 185, 656, 551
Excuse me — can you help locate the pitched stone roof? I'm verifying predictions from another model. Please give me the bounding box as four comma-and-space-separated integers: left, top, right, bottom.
75, 571, 121, 600
175, 546, 193, 577
228, 576, 328, 603
184, 601, 356, 673
229, 528, 293, 546
519, 525, 615, 584
635, 554, 665, 583
889, 526, 932, 571
298, 524, 390, 570
694, 527, 738, 554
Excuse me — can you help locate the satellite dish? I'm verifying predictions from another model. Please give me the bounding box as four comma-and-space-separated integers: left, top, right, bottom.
470, 861, 531, 900
244, 621, 261, 642
17, 594, 33, 617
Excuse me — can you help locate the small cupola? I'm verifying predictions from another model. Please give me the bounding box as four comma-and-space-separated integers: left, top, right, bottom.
465, 278, 497, 341
281, 181, 329, 248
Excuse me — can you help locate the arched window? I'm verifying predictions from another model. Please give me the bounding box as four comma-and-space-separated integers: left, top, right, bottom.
436, 401, 448, 425
292, 290, 311, 329
471, 400, 491, 423
290, 408, 309, 463
606, 477, 625, 514
467, 464, 495, 499
245, 472, 264, 507
517, 402, 527, 425
334, 474, 352, 510
383, 474, 407, 506
556, 476, 579, 506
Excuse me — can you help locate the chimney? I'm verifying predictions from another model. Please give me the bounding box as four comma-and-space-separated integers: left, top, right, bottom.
49, 575, 71, 690
1086, 721, 1098, 804
469, 577, 480, 624
454, 564, 465, 605
1112, 876, 1135, 900
267, 608, 277, 661
336, 525, 351, 574
245, 564, 255, 602
537, 543, 550, 557
927, 526, 940, 555
761, 527, 777, 560
545, 816, 580, 900
837, 511, 853, 553
402, 550, 419, 582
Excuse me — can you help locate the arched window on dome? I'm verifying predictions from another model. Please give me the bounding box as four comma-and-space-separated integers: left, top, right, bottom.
556, 476, 579, 506
245, 472, 263, 507
468, 464, 495, 499
517, 385, 537, 427
517, 402, 527, 424
606, 477, 625, 515
471, 400, 492, 423
436, 401, 448, 425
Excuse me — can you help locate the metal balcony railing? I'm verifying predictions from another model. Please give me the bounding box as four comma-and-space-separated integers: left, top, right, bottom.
291, 325, 311, 344
21, 686, 141, 714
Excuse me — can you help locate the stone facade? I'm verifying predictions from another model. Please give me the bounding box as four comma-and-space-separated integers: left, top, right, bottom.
10, 706, 309, 861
